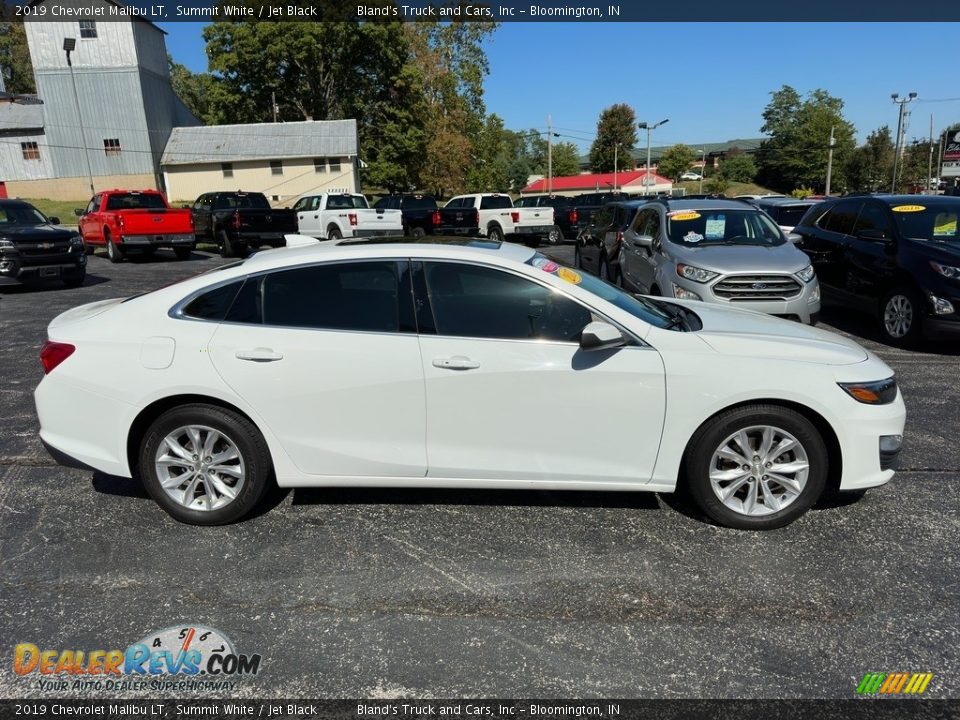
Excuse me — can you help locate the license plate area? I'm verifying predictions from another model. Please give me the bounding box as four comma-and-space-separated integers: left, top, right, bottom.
39, 266, 60, 277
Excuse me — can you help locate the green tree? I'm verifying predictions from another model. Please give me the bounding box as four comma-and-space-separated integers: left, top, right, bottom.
845, 126, 894, 193
756, 85, 856, 192
589, 104, 637, 172
705, 175, 730, 195
657, 144, 697, 182
0, 17, 35, 94
551, 141, 581, 177
168, 57, 224, 125
720, 152, 757, 183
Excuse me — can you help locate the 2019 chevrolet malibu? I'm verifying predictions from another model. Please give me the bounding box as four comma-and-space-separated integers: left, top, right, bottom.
35, 237, 905, 530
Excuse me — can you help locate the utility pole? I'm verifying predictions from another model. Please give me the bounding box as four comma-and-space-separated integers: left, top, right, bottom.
891, 92, 917, 193
825, 125, 835, 196
927, 115, 934, 194
699, 148, 706, 194
614, 142, 620, 191
63, 38, 95, 196
638, 118, 669, 196
547, 114, 553, 195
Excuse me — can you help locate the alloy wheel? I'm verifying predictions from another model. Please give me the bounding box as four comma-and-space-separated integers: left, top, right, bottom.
154, 425, 246, 511
883, 294, 914, 339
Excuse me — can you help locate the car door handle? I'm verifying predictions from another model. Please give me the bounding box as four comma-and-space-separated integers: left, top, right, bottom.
432, 356, 480, 370
236, 348, 284, 362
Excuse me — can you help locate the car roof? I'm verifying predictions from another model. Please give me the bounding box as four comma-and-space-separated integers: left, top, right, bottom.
843, 194, 959, 207
752, 197, 817, 206
652, 198, 758, 211
0, 199, 32, 207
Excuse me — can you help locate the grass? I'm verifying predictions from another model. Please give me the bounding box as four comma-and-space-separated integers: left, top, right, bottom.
20, 198, 86, 225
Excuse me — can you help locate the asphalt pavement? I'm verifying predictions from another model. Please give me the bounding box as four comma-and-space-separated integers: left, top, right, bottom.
0, 246, 957, 700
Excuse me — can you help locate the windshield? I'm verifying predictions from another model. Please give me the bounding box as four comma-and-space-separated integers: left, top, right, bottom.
526, 254, 679, 330
104, 193, 168, 211
892, 202, 960, 242
0, 205, 49, 226
667, 208, 785, 246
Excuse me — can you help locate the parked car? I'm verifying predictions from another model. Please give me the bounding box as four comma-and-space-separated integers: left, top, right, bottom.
587, 198, 821, 325
373, 194, 440, 237
77, 189, 195, 263
575, 200, 643, 280
514, 194, 578, 245
0, 199, 86, 287
36, 238, 904, 530
569, 191, 632, 238
294, 193, 403, 241
437, 193, 553, 245
790, 194, 960, 345
191, 191, 298, 258
750, 197, 819, 234
680, 171, 703, 181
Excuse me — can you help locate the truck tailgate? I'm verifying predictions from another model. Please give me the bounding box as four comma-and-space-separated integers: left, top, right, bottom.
116, 209, 194, 235
352, 208, 403, 230
515, 206, 554, 227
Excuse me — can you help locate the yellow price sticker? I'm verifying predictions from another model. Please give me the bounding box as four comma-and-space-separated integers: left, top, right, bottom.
891, 204, 925, 213
557, 267, 582, 284
669, 211, 701, 221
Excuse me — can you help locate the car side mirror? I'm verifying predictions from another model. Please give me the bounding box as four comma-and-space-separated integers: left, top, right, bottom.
74, 208, 84, 217
858, 228, 888, 242
48, 216, 60, 225
632, 234, 653, 248
786, 232, 803, 244
579, 321, 626, 351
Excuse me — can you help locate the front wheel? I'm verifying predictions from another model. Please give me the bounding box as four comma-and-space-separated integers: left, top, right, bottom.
683, 404, 827, 530
880, 287, 924, 347
139, 404, 272, 525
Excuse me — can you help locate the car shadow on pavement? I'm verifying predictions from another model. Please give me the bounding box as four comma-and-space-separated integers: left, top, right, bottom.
291, 486, 662, 511
0, 274, 110, 294
820, 304, 960, 357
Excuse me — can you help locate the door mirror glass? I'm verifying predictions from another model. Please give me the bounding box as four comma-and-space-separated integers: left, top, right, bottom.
48, 216, 60, 225
786, 232, 803, 244
74, 208, 84, 217
579, 321, 625, 351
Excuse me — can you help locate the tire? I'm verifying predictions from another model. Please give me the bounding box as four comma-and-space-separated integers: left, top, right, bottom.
599, 255, 609, 281
328, 226, 342, 241
682, 404, 827, 530
574, 246, 582, 269
173, 246, 192, 261
218, 231, 235, 258
410, 226, 426, 238
880, 286, 924, 347
105, 231, 123, 264
63, 270, 85, 288
488, 225, 505, 243
139, 404, 272, 526
547, 225, 563, 245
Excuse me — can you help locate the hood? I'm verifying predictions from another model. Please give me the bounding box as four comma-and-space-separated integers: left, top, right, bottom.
673, 301, 868, 366
48, 298, 125, 329
669, 241, 810, 275
0, 224, 78, 244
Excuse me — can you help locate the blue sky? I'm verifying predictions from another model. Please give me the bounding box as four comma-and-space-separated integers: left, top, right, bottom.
161, 22, 959, 152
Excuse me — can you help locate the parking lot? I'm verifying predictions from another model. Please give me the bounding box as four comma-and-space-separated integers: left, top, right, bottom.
1, 246, 958, 699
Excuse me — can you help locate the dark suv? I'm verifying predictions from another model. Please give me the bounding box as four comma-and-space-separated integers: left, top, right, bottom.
792, 194, 960, 344
0, 199, 86, 288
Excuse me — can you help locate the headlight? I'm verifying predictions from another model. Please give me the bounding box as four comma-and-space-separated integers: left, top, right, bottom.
838, 377, 898, 405
676, 263, 718, 283
672, 283, 702, 301
69, 234, 83, 247
796, 265, 815, 282
930, 261, 960, 280
0, 238, 14, 250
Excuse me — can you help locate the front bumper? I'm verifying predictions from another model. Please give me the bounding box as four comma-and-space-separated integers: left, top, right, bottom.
0, 253, 86, 285
670, 274, 821, 324
833, 387, 906, 491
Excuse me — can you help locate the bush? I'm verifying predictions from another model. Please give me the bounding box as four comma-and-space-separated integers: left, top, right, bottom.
705, 176, 730, 195
791, 187, 814, 199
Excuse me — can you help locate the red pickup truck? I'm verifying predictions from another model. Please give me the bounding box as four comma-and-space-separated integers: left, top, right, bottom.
75, 189, 195, 263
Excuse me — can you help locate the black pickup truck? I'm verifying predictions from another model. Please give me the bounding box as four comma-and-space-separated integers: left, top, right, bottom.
568, 191, 632, 238
514, 194, 578, 244
373, 194, 440, 237
190, 191, 298, 258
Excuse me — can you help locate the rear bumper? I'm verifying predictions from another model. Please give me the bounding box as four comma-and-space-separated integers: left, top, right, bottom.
352, 229, 404, 238
120, 233, 195, 248
41, 437, 96, 473
509, 225, 554, 237
438, 226, 480, 236
0, 255, 86, 285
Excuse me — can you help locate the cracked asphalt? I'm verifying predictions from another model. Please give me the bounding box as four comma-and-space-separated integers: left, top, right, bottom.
1, 245, 958, 699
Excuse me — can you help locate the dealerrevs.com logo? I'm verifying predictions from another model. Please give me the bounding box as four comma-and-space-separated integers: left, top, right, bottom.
856, 672, 934, 695
14, 625, 262, 693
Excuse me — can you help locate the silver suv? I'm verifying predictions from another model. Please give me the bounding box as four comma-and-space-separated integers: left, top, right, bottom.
598, 199, 821, 324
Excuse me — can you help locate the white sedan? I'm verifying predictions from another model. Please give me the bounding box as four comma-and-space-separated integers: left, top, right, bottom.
35, 237, 905, 529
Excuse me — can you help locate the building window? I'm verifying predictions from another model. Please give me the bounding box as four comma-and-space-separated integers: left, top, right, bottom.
270, 160, 283, 176
313, 158, 326, 174
21, 142, 40, 161
79, 21, 97, 39
328, 157, 341, 173
222, 163, 233, 178
103, 138, 121, 156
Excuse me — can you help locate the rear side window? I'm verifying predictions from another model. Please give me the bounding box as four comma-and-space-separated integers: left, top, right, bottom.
479, 196, 512, 210
260, 261, 412, 333
181, 281, 244, 321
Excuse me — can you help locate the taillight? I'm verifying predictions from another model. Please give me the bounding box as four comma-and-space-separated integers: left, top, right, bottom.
231, 210, 242, 229
473, 210, 480, 227
40, 341, 75, 374
431, 210, 441, 227
511, 211, 520, 223
348, 213, 358, 227
569, 209, 578, 224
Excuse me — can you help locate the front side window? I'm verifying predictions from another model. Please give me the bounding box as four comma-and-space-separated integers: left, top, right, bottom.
423, 262, 594, 342
261, 261, 411, 333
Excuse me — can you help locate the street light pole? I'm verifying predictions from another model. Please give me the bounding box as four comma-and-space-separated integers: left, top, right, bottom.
638, 118, 669, 196
891, 92, 917, 193
825, 125, 835, 196
614, 142, 620, 191
63, 38, 95, 196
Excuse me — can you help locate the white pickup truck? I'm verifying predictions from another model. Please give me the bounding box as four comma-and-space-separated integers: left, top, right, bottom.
437, 193, 555, 246
293, 193, 404, 240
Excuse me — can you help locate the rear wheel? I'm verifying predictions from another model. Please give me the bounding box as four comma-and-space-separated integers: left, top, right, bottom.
683, 404, 827, 530
488, 225, 505, 243
328, 226, 342, 241
218, 231, 235, 258
411, 226, 426, 238
139, 404, 272, 525
599, 255, 609, 281
880, 286, 924, 347
547, 226, 563, 245
105, 231, 123, 264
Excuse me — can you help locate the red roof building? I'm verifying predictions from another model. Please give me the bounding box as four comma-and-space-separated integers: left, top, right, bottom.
521, 170, 672, 196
